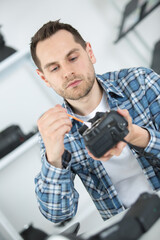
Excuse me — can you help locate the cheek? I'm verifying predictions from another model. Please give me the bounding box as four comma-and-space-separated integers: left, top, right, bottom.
49, 79, 66, 94
81, 57, 94, 72
44, 73, 60, 88
75, 61, 89, 73
50, 81, 60, 90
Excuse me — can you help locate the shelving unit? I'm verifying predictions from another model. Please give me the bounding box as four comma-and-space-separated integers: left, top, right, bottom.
0, 50, 38, 168
115, 0, 160, 43
0, 47, 62, 169
0, 49, 30, 73
111, 0, 160, 72
0, 48, 62, 234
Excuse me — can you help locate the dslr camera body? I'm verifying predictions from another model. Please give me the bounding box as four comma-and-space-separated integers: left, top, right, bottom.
79, 110, 129, 158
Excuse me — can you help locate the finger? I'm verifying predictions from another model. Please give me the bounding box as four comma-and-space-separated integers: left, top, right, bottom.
87, 140, 127, 160
87, 150, 100, 160
100, 141, 126, 158
40, 117, 72, 136
38, 110, 70, 130
40, 106, 66, 121
50, 117, 72, 132
96, 153, 113, 161
113, 141, 127, 156
117, 108, 132, 126
48, 113, 71, 128
105, 142, 126, 156
117, 108, 128, 118
54, 125, 72, 139
87, 150, 113, 161
43, 122, 72, 146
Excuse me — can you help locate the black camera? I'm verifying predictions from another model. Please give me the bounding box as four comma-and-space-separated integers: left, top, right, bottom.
79, 110, 129, 158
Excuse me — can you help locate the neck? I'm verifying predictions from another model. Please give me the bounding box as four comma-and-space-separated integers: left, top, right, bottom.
67, 80, 103, 116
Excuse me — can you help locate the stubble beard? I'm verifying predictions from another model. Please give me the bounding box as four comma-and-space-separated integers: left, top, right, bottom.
56, 71, 96, 101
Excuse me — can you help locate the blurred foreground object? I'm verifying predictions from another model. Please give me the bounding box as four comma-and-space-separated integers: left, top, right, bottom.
46, 192, 160, 240
0, 25, 16, 62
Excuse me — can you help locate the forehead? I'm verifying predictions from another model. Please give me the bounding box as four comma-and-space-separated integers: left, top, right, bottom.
36, 30, 82, 65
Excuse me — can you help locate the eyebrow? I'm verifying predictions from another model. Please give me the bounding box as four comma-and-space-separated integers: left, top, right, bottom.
44, 48, 80, 70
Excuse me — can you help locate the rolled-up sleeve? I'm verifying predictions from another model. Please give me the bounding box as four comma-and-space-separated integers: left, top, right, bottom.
34, 135, 79, 223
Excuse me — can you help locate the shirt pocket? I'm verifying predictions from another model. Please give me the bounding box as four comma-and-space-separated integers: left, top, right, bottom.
60, 183, 72, 214
85, 173, 110, 200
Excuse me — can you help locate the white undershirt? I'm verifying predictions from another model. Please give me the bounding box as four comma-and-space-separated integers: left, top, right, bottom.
75, 91, 153, 207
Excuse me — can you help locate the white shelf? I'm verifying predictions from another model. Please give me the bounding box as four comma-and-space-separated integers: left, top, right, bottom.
0, 133, 39, 171
0, 49, 30, 73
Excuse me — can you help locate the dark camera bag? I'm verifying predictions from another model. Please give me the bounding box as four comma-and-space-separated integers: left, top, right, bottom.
0, 125, 33, 159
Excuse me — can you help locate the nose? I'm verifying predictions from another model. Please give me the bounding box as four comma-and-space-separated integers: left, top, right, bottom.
63, 64, 75, 80
65, 72, 75, 80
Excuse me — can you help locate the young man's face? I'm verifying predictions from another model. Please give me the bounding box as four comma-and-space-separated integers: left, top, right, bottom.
36, 30, 96, 101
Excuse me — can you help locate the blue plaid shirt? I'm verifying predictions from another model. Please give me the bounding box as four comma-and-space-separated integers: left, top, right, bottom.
35, 67, 160, 223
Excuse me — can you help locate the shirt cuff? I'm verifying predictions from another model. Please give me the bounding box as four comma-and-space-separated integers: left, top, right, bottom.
41, 152, 71, 184
144, 127, 160, 156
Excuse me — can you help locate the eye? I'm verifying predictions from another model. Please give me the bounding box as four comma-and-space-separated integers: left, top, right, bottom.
69, 56, 78, 62
50, 66, 59, 72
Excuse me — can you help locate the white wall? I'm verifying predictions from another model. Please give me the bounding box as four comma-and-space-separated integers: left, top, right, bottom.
0, 140, 57, 234
0, 0, 160, 237
1, 0, 159, 73
1, 0, 159, 132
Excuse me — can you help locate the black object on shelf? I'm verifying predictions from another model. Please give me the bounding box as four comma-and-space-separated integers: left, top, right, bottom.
115, 0, 160, 43
20, 224, 48, 240
0, 25, 17, 62
0, 125, 37, 159
61, 222, 80, 236
20, 222, 80, 240
88, 192, 160, 240
49, 192, 160, 240
151, 39, 160, 74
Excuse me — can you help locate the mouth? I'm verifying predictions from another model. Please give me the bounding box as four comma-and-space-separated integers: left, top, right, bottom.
67, 80, 82, 88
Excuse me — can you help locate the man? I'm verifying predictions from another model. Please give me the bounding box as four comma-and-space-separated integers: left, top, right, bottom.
30, 20, 160, 223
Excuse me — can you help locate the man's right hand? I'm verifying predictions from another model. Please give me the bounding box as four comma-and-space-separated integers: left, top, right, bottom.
37, 104, 72, 168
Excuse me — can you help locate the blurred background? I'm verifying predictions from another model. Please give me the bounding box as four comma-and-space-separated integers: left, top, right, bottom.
0, 0, 160, 239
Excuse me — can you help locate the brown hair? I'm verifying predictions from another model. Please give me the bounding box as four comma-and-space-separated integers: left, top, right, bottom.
30, 20, 86, 70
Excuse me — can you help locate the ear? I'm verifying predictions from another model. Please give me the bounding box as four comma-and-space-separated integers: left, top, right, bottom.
36, 69, 51, 87
85, 42, 96, 64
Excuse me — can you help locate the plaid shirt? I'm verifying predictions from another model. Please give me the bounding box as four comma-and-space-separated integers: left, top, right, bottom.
35, 67, 160, 223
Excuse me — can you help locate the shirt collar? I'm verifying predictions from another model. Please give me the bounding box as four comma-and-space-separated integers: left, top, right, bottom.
63, 73, 124, 116
96, 74, 124, 98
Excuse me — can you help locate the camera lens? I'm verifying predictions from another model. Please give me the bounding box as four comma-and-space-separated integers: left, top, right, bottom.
83, 118, 101, 136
